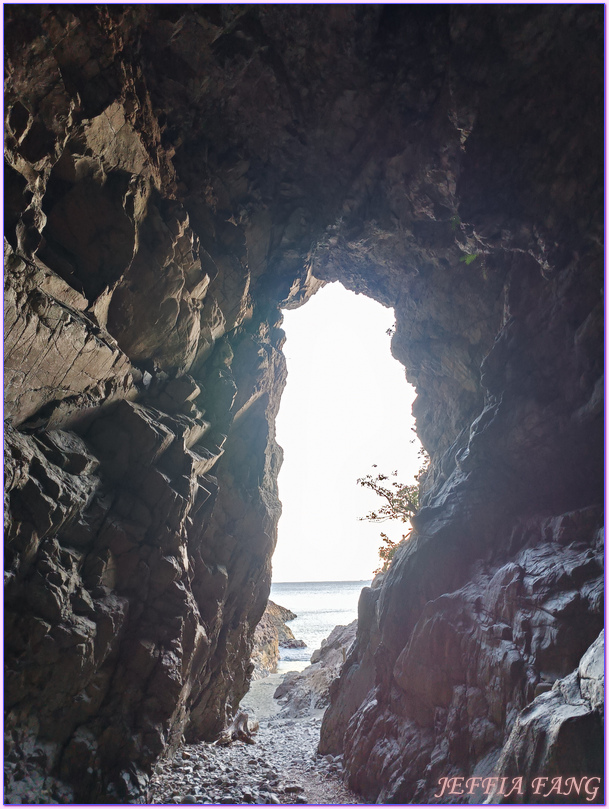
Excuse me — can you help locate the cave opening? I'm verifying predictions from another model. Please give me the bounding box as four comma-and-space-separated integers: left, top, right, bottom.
273, 281, 422, 584
266, 281, 423, 677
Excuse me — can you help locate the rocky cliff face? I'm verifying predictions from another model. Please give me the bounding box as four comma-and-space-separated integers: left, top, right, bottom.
4, 5, 603, 804
274, 621, 358, 719
251, 600, 301, 680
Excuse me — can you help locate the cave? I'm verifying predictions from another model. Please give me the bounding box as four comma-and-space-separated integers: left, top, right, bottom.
4, 5, 604, 805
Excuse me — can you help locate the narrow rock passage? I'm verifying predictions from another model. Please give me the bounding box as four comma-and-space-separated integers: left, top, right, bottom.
148, 675, 362, 805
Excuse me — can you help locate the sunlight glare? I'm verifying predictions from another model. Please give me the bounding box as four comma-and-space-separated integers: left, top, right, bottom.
273, 283, 422, 583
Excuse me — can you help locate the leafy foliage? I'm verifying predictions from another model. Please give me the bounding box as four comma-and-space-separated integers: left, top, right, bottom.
376, 531, 399, 573
357, 469, 419, 524
358, 456, 429, 574
459, 252, 478, 265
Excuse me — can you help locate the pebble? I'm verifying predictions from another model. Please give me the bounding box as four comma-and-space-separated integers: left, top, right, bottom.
148, 679, 362, 806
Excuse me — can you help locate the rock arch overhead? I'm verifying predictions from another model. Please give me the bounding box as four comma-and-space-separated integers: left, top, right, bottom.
4, 5, 603, 803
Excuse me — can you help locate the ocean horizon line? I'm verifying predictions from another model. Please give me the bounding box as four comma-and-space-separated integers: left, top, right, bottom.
271, 579, 373, 585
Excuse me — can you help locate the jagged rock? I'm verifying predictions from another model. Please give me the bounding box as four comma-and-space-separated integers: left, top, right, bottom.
273, 622, 357, 718
321, 510, 604, 803
4, 251, 135, 427
251, 600, 302, 680
281, 638, 306, 650
485, 630, 604, 804
4, 5, 603, 804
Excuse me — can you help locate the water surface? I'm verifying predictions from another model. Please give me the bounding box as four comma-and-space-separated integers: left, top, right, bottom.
270, 580, 371, 672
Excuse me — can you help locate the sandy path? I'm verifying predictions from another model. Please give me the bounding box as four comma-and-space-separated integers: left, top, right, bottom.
148, 674, 362, 805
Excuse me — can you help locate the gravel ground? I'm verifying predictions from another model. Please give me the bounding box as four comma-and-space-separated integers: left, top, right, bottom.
148, 674, 362, 805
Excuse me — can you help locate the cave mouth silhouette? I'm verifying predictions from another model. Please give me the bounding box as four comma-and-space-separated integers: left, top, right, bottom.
272, 281, 422, 586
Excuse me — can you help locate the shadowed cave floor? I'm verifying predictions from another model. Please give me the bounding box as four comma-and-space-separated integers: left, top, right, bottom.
148, 675, 362, 805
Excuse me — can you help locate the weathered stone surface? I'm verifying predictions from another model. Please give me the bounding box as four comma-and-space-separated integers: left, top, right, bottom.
321, 513, 603, 803
274, 621, 357, 719
485, 630, 604, 804
251, 600, 301, 680
4, 249, 135, 427
4, 4, 603, 804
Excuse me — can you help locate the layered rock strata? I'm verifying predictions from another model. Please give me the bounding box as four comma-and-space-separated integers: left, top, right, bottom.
251, 600, 303, 680
4, 5, 603, 803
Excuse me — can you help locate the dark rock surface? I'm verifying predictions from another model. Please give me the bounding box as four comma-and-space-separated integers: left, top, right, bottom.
321, 509, 604, 802
251, 600, 303, 680
485, 629, 604, 805
4, 5, 603, 804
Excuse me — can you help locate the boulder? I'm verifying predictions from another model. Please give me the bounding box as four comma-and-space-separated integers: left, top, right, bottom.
273, 622, 357, 718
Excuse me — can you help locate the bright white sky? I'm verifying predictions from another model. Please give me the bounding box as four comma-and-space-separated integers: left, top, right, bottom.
272, 282, 421, 583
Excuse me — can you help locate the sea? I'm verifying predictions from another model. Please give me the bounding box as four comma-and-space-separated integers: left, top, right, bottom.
269, 580, 372, 673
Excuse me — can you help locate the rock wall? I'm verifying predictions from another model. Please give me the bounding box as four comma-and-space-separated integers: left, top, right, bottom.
251, 600, 300, 680
4, 5, 603, 804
